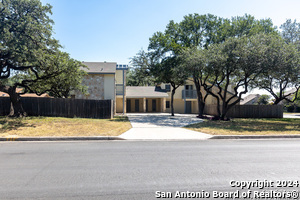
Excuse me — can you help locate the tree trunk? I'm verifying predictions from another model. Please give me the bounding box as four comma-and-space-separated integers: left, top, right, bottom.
197, 100, 205, 118
220, 112, 226, 120
193, 77, 205, 118
171, 88, 175, 116
7, 86, 27, 117
273, 98, 281, 105
220, 102, 228, 120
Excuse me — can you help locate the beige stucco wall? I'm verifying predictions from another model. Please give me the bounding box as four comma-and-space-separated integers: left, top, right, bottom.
116, 97, 124, 113
192, 100, 198, 114
104, 74, 115, 100
160, 78, 238, 110
165, 99, 185, 113
116, 70, 125, 85
161, 98, 166, 112
165, 99, 199, 114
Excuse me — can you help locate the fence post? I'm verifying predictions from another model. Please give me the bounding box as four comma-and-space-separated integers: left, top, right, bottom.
111, 100, 114, 119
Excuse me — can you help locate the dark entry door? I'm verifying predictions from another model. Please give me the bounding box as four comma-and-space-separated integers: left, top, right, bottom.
126, 99, 131, 113
152, 99, 156, 112
135, 99, 139, 112
185, 101, 191, 114
146, 100, 149, 112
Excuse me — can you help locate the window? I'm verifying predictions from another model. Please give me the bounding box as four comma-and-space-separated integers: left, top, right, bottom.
165, 84, 171, 92
116, 84, 124, 95
166, 101, 170, 108
185, 85, 193, 90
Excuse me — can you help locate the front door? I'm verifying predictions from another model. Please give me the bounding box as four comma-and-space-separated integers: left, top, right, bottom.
152, 99, 156, 112
146, 100, 149, 112
185, 101, 192, 114
135, 99, 139, 112
126, 99, 131, 113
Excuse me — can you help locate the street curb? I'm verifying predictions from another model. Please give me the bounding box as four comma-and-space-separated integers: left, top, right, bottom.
2, 135, 300, 141
0, 136, 125, 141
210, 135, 300, 139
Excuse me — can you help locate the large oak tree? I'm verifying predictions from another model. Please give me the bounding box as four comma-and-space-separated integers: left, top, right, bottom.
127, 50, 155, 86
0, 0, 86, 117
148, 14, 276, 117
203, 34, 273, 119
253, 35, 300, 104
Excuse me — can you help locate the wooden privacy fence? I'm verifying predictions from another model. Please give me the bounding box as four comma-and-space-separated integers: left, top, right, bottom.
0, 97, 113, 119
204, 105, 283, 118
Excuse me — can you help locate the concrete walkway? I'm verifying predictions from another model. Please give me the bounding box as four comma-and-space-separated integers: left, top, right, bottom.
120, 113, 212, 140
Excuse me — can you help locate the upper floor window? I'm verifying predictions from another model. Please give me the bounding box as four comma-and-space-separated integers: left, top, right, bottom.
185, 85, 193, 90
165, 84, 171, 92
116, 84, 124, 95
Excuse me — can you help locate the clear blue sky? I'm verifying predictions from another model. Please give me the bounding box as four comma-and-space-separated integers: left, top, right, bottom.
41, 0, 300, 65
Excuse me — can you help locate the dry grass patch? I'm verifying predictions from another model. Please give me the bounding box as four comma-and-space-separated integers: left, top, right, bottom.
0, 116, 131, 137
185, 118, 300, 135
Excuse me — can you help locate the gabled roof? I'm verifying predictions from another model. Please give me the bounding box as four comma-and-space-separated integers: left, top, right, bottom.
126, 86, 169, 98
82, 62, 117, 74
240, 94, 260, 105
284, 88, 298, 100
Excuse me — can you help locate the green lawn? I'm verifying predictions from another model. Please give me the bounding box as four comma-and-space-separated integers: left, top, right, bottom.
0, 116, 131, 138
185, 118, 300, 135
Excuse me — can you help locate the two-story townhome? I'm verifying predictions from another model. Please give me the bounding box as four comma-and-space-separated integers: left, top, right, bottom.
73, 62, 128, 114
126, 78, 238, 114
74, 62, 237, 115
154, 80, 230, 114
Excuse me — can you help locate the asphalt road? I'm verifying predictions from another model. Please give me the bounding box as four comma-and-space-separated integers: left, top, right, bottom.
1, 140, 300, 199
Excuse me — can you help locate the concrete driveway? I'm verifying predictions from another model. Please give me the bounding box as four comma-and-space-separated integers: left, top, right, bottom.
120, 113, 212, 140
284, 113, 300, 118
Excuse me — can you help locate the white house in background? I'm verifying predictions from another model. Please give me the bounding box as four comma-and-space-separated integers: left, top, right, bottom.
240, 94, 261, 105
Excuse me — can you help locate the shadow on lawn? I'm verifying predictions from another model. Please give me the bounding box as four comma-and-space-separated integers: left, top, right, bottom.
186, 118, 300, 132
110, 116, 130, 122
0, 117, 36, 133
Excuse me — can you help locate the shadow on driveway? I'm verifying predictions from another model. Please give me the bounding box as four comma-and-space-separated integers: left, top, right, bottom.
126, 113, 203, 128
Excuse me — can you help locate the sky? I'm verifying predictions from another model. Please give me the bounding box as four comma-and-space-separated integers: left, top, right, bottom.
40, 0, 300, 65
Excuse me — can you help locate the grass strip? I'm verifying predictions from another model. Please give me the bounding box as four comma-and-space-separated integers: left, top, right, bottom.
185, 118, 300, 135
0, 116, 131, 137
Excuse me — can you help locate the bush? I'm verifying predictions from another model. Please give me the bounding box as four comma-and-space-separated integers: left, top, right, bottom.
286, 104, 295, 112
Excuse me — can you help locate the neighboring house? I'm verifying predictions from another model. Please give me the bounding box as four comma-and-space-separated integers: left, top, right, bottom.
0, 88, 50, 98
240, 94, 261, 105
285, 88, 298, 100
277, 88, 299, 105
74, 62, 238, 114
